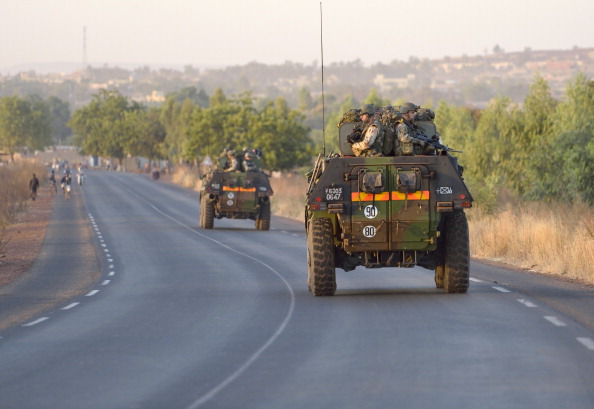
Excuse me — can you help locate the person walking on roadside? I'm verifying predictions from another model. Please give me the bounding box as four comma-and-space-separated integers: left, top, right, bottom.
29, 173, 40, 201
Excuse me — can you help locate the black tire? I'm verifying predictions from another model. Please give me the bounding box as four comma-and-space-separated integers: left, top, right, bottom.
443, 211, 470, 293
307, 218, 336, 296
201, 195, 214, 229
256, 200, 271, 231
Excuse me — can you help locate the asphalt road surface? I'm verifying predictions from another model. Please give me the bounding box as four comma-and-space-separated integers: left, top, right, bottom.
1, 170, 593, 409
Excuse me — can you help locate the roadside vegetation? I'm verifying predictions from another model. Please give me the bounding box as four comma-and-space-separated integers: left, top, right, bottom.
0, 161, 46, 249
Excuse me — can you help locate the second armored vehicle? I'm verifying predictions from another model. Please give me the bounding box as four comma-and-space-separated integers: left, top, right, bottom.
200, 150, 273, 230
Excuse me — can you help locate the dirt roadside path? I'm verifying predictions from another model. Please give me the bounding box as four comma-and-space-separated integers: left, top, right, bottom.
0, 186, 55, 287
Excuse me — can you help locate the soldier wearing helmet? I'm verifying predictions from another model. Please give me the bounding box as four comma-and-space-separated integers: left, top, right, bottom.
223, 149, 240, 172
351, 104, 384, 157
242, 150, 260, 172
395, 102, 434, 156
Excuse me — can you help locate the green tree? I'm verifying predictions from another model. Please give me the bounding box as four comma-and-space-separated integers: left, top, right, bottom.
0, 96, 31, 161
465, 97, 518, 185
69, 90, 143, 164
125, 108, 167, 162
549, 74, 594, 203
0, 95, 52, 161
251, 97, 313, 171
519, 75, 558, 198
45, 96, 71, 145
25, 95, 53, 152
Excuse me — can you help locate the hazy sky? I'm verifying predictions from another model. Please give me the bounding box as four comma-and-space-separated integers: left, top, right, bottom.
2, 0, 594, 72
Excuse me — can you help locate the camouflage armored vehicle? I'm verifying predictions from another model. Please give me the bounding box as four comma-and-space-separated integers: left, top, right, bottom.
200, 149, 273, 230
305, 110, 473, 296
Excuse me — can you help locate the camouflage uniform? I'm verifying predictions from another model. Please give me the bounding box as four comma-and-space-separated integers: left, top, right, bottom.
395, 119, 426, 156
352, 119, 384, 157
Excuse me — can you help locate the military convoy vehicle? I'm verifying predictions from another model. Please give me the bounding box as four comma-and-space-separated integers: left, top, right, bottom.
200, 151, 273, 230
305, 111, 473, 296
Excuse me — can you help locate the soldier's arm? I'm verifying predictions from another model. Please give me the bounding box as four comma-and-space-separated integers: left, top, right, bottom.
352, 125, 379, 150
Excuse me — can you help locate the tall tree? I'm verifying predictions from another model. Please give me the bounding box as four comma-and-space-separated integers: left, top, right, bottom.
0, 96, 31, 161
69, 90, 143, 164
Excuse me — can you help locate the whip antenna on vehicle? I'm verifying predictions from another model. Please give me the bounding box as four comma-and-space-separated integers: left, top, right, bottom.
320, 2, 326, 156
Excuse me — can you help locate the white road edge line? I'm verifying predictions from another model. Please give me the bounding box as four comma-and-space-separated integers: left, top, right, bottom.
101, 280, 111, 286
135, 196, 296, 409
23, 317, 49, 326
517, 299, 537, 308
577, 337, 594, 350
544, 316, 566, 327
86, 290, 100, 296
492, 286, 511, 293
469, 277, 483, 283
62, 302, 80, 310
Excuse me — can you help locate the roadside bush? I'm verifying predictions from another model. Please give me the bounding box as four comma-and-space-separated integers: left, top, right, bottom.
0, 163, 45, 228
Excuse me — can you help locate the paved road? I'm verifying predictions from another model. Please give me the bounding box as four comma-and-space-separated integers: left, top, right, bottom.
1, 170, 593, 409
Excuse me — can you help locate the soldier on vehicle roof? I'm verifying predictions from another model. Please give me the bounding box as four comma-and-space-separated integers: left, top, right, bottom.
350, 104, 384, 157
396, 102, 435, 156
223, 150, 240, 172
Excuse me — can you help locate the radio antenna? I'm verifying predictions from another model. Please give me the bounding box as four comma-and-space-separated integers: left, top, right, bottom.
320, 2, 326, 156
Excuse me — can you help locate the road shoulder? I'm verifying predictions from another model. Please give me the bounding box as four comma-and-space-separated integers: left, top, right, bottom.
0, 186, 100, 331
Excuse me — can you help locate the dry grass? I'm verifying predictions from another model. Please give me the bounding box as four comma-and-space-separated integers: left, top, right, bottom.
171, 165, 203, 191
269, 174, 309, 221
468, 202, 594, 284
0, 161, 46, 229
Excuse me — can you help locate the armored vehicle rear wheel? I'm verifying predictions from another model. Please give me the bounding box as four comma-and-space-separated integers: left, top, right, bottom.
201, 195, 214, 229
256, 200, 271, 231
443, 210, 470, 293
307, 218, 337, 296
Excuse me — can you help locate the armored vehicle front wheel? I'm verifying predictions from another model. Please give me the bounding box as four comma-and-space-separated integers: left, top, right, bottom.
256, 200, 271, 231
307, 218, 337, 296
200, 195, 214, 229
443, 210, 470, 293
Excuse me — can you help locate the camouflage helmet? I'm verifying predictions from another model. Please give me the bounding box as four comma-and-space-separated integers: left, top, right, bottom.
399, 102, 418, 114
227, 149, 236, 156
360, 104, 376, 116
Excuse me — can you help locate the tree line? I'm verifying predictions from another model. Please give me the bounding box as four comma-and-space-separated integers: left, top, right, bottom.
434, 73, 594, 206
68, 89, 313, 171
1, 73, 593, 204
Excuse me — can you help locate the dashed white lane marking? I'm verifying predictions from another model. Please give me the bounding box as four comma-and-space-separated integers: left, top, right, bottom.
291, 233, 299, 237
544, 316, 567, 327
469, 277, 483, 283
281, 230, 288, 234
109, 264, 114, 268
86, 290, 100, 297
108, 271, 115, 276
23, 317, 49, 326
101, 243, 106, 247
103, 249, 109, 253
492, 286, 511, 293
62, 303, 80, 310
101, 280, 111, 286
518, 299, 537, 308
107, 259, 113, 262
577, 337, 594, 350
